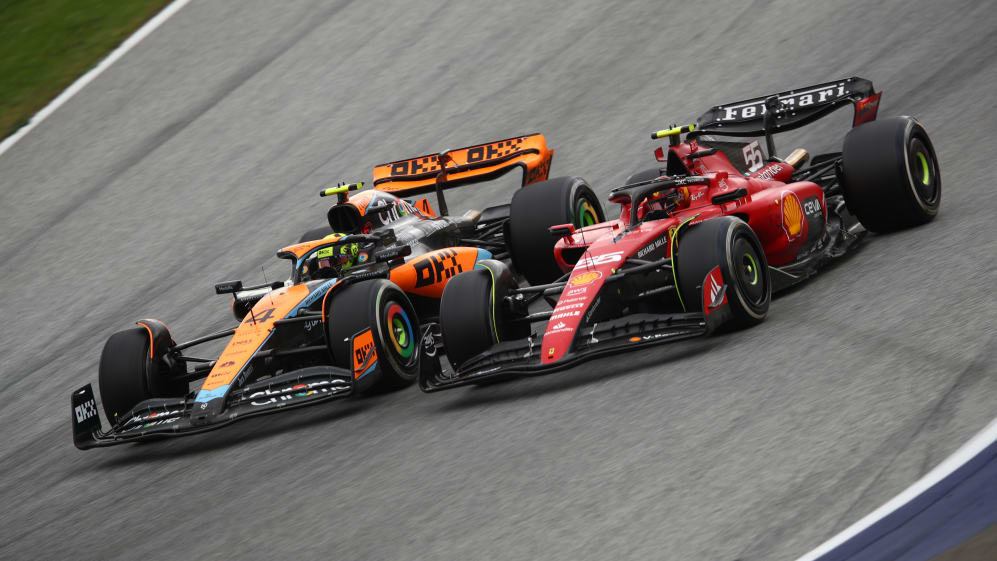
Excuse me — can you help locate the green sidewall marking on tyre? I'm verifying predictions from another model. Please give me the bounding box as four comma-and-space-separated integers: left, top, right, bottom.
475, 263, 501, 343
669, 214, 699, 313
575, 199, 598, 227
916, 151, 930, 185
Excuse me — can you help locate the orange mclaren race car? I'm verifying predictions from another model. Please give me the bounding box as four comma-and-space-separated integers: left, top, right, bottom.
71, 133, 606, 448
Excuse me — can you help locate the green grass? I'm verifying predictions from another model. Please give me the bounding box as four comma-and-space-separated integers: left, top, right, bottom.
0, 0, 173, 139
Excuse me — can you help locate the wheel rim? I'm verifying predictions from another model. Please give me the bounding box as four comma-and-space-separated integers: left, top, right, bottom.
908, 137, 938, 205
574, 198, 599, 227
384, 302, 415, 362
732, 237, 767, 307
742, 252, 759, 286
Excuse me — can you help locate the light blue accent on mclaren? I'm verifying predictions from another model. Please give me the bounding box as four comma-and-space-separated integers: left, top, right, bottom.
356, 362, 377, 379
194, 385, 229, 403
296, 278, 338, 312
475, 248, 493, 262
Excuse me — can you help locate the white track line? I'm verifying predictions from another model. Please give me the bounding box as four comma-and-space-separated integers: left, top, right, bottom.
796, 416, 997, 561
0, 0, 192, 159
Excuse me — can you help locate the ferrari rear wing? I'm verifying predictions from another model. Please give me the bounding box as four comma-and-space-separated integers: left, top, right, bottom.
372, 133, 553, 200
691, 76, 881, 139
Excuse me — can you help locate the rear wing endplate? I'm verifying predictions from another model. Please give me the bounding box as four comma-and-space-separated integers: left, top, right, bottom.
372, 133, 553, 197
691, 76, 881, 138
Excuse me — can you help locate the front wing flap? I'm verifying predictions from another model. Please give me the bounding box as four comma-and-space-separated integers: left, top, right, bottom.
419, 312, 709, 392
72, 366, 353, 449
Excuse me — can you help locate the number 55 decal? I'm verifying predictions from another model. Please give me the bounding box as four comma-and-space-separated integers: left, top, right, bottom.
576, 252, 623, 268
742, 140, 764, 172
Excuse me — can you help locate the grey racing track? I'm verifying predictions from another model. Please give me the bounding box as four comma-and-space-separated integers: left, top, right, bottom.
1, 1, 995, 559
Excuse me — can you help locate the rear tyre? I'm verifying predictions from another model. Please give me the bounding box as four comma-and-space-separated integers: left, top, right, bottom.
98, 326, 186, 423
624, 167, 666, 186
508, 176, 605, 285
841, 116, 940, 233
325, 279, 420, 393
298, 226, 334, 243
675, 217, 770, 329
439, 260, 521, 369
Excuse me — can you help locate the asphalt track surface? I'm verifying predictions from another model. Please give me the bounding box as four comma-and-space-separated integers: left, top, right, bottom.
1, 1, 995, 559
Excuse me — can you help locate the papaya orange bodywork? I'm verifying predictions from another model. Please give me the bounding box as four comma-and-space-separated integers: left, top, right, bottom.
199, 284, 312, 392
389, 247, 482, 298
372, 133, 553, 196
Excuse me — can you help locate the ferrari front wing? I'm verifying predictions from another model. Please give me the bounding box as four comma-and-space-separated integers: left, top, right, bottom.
419, 311, 710, 392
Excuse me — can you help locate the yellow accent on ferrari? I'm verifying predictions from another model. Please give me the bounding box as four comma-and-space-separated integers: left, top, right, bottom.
652, 124, 695, 139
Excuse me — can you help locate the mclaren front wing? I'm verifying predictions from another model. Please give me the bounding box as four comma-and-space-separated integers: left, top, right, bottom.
72, 366, 353, 449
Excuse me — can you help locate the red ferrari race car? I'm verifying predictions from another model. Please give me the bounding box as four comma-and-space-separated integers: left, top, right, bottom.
420, 77, 941, 391
71, 134, 605, 448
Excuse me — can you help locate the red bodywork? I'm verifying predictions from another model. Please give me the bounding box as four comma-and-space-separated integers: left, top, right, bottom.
543, 140, 826, 364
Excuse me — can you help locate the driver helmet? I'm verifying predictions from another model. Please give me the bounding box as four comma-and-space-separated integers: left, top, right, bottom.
316, 233, 359, 270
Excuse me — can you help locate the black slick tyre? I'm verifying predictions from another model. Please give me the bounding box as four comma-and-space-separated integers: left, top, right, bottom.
98, 326, 186, 424
508, 176, 605, 285
439, 260, 521, 370
675, 216, 770, 329
624, 167, 666, 186
325, 279, 420, 393
298, 226, 334, 243
841, 116, 940, 233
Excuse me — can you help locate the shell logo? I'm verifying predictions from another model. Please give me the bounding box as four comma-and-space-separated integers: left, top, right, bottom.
569, 271, 602, 286
781, 191, 805, 241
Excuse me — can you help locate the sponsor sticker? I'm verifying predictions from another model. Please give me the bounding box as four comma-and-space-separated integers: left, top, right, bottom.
718, 82, 850, 122
550, 310, 581, 320
780, 191, 805, 241
352, 329, 377, 377
637, 235, 668, 258
569, 271, 602, 287
802, 196, 822, 217
128, 408, 184, 424
544, 320, 575, 336
629, 332, 681, 343
702, 266, 728, 316
123, 417, 179, 432
74, 399, 97, 423
755, 163, 784, 181
249, 380, 347, 406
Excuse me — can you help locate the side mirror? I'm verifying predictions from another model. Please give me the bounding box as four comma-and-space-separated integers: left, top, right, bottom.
549, 224, 575, 238
374, 245, 412, 263
214, 280, 243, 295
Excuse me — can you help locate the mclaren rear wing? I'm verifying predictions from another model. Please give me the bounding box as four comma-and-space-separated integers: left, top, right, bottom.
691, 76, 882, 139
372, 133, 553, 198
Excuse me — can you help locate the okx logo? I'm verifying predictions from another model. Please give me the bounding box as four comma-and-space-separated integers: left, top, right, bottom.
75, 399, 97, 423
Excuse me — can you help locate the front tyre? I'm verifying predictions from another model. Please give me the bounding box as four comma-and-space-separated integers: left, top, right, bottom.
98, 325, 186, 424
439, 260, 522, 370
325, 279, 420, 393
508, 176, 605, 285
675, 217, 771, 329
841, 116, 941, 232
